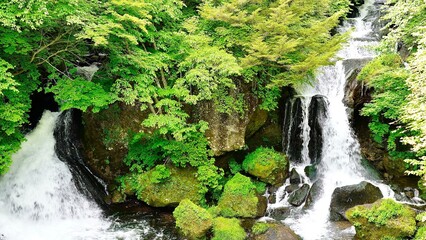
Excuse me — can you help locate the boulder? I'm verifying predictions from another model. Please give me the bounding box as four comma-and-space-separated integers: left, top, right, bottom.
254, 223, 301, 240
197, 86, 259, 156
242, 147, 289, 186
330, 181, 383, 221
173, 199, 213, 240
218, 173, 261, 218
82, 103, 149, 182
346, 199, 416, 240
132, 166, 204, 207
289, 168, 301, 184
288, 184, 310, 207
304, 165, 318, 181
305, 181, 323, 208
212, 217, 246, 240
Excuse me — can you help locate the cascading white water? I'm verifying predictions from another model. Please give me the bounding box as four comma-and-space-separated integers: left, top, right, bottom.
267, 0, 396, 239
0, 111, 161, 240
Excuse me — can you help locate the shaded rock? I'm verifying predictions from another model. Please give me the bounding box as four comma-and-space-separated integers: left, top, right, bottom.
289, 168, 301, 184
82, 103, 149, 183
330, 181, 383, 221
198, 87, 259, 156
288, 184, 310, 207
308, 95, 327, 164
254, 223, 301, 240
242, 148, 289, 186
283, 98, 304, 163
305, 181, 323, 208
173, 199, 213, 240
257, 196, 268, 217
304, 165, 318, 181
285, 184, 299, 194
346, 199, 416, 240
268, 207, 291, 221
133, 166, 203, 207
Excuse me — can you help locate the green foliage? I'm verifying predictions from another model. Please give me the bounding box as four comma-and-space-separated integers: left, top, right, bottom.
251, 222, 269, 235
229, 159, 242, 175
217, 173, 258, 218
150, 165, 171, 184
360, 53, 417, 162
212, 217, 246, 240
173, 199, 213, 240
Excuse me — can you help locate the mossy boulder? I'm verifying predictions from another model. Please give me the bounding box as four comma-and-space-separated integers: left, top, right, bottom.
173, 199, 213, 240
415, 226, 426, 240
130, 165, 204, 207
242, 148, 288, 186
212, 217, 246, 240
218, 173, 260, 218
346, 198, 416, 240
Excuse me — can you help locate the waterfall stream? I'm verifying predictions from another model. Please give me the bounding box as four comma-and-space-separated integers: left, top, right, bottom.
267, 0, 396, 239
0, 111, 174, 240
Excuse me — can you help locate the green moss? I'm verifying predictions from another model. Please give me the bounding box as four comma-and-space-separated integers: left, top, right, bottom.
346, 199, 416, 240
242, 147, 288, 185
173, 199, 213, 240
415, 226, 426, 240
212, 217, 246, 240
123, 165, 204, 207
252, 222, 269, 235
217, 173, 258, 218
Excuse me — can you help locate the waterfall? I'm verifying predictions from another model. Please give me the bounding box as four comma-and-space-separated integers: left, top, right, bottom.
267, 0, 396, 239
0, 111, 169, 240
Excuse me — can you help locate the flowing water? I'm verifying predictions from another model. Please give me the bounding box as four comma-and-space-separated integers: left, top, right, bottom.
0, 111, 176, 240
267, 0, 396, 239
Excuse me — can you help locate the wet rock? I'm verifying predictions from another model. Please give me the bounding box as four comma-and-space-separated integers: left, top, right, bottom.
283, 98, 304, 163
404, 187, 415, 199
330, 181, 383, 221
285, 184, 299, 194
257, 196, 268, 217
268, 207, 291, 221
308, 95, 327, 165
288, 184, 310, 207
304, 165, 318, 181
254, 223, 301, 240
305, 181, 323, 208
289, 168, 301, 184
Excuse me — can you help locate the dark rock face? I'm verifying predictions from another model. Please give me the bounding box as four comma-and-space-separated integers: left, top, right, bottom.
54, 110, 108, 207
288, 184, 310, 207
308, 95, 327, 164
329, 181, 383, 221
254, 223, 301, 240
305, 181, 323, 208
289, 168, 301, 184
304, 165, 318, 181
283, 98, 304, 163
82, 103, 149, 183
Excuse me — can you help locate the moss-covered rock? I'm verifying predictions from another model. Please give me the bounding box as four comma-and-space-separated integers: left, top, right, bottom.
346, 199, 416, 240
173, 199, 213, 240
242, 147, 288, 186
127, 165, 204, 207
218, 173, 259, 218
212, 217, 246, 240
415, 226, 426, 240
